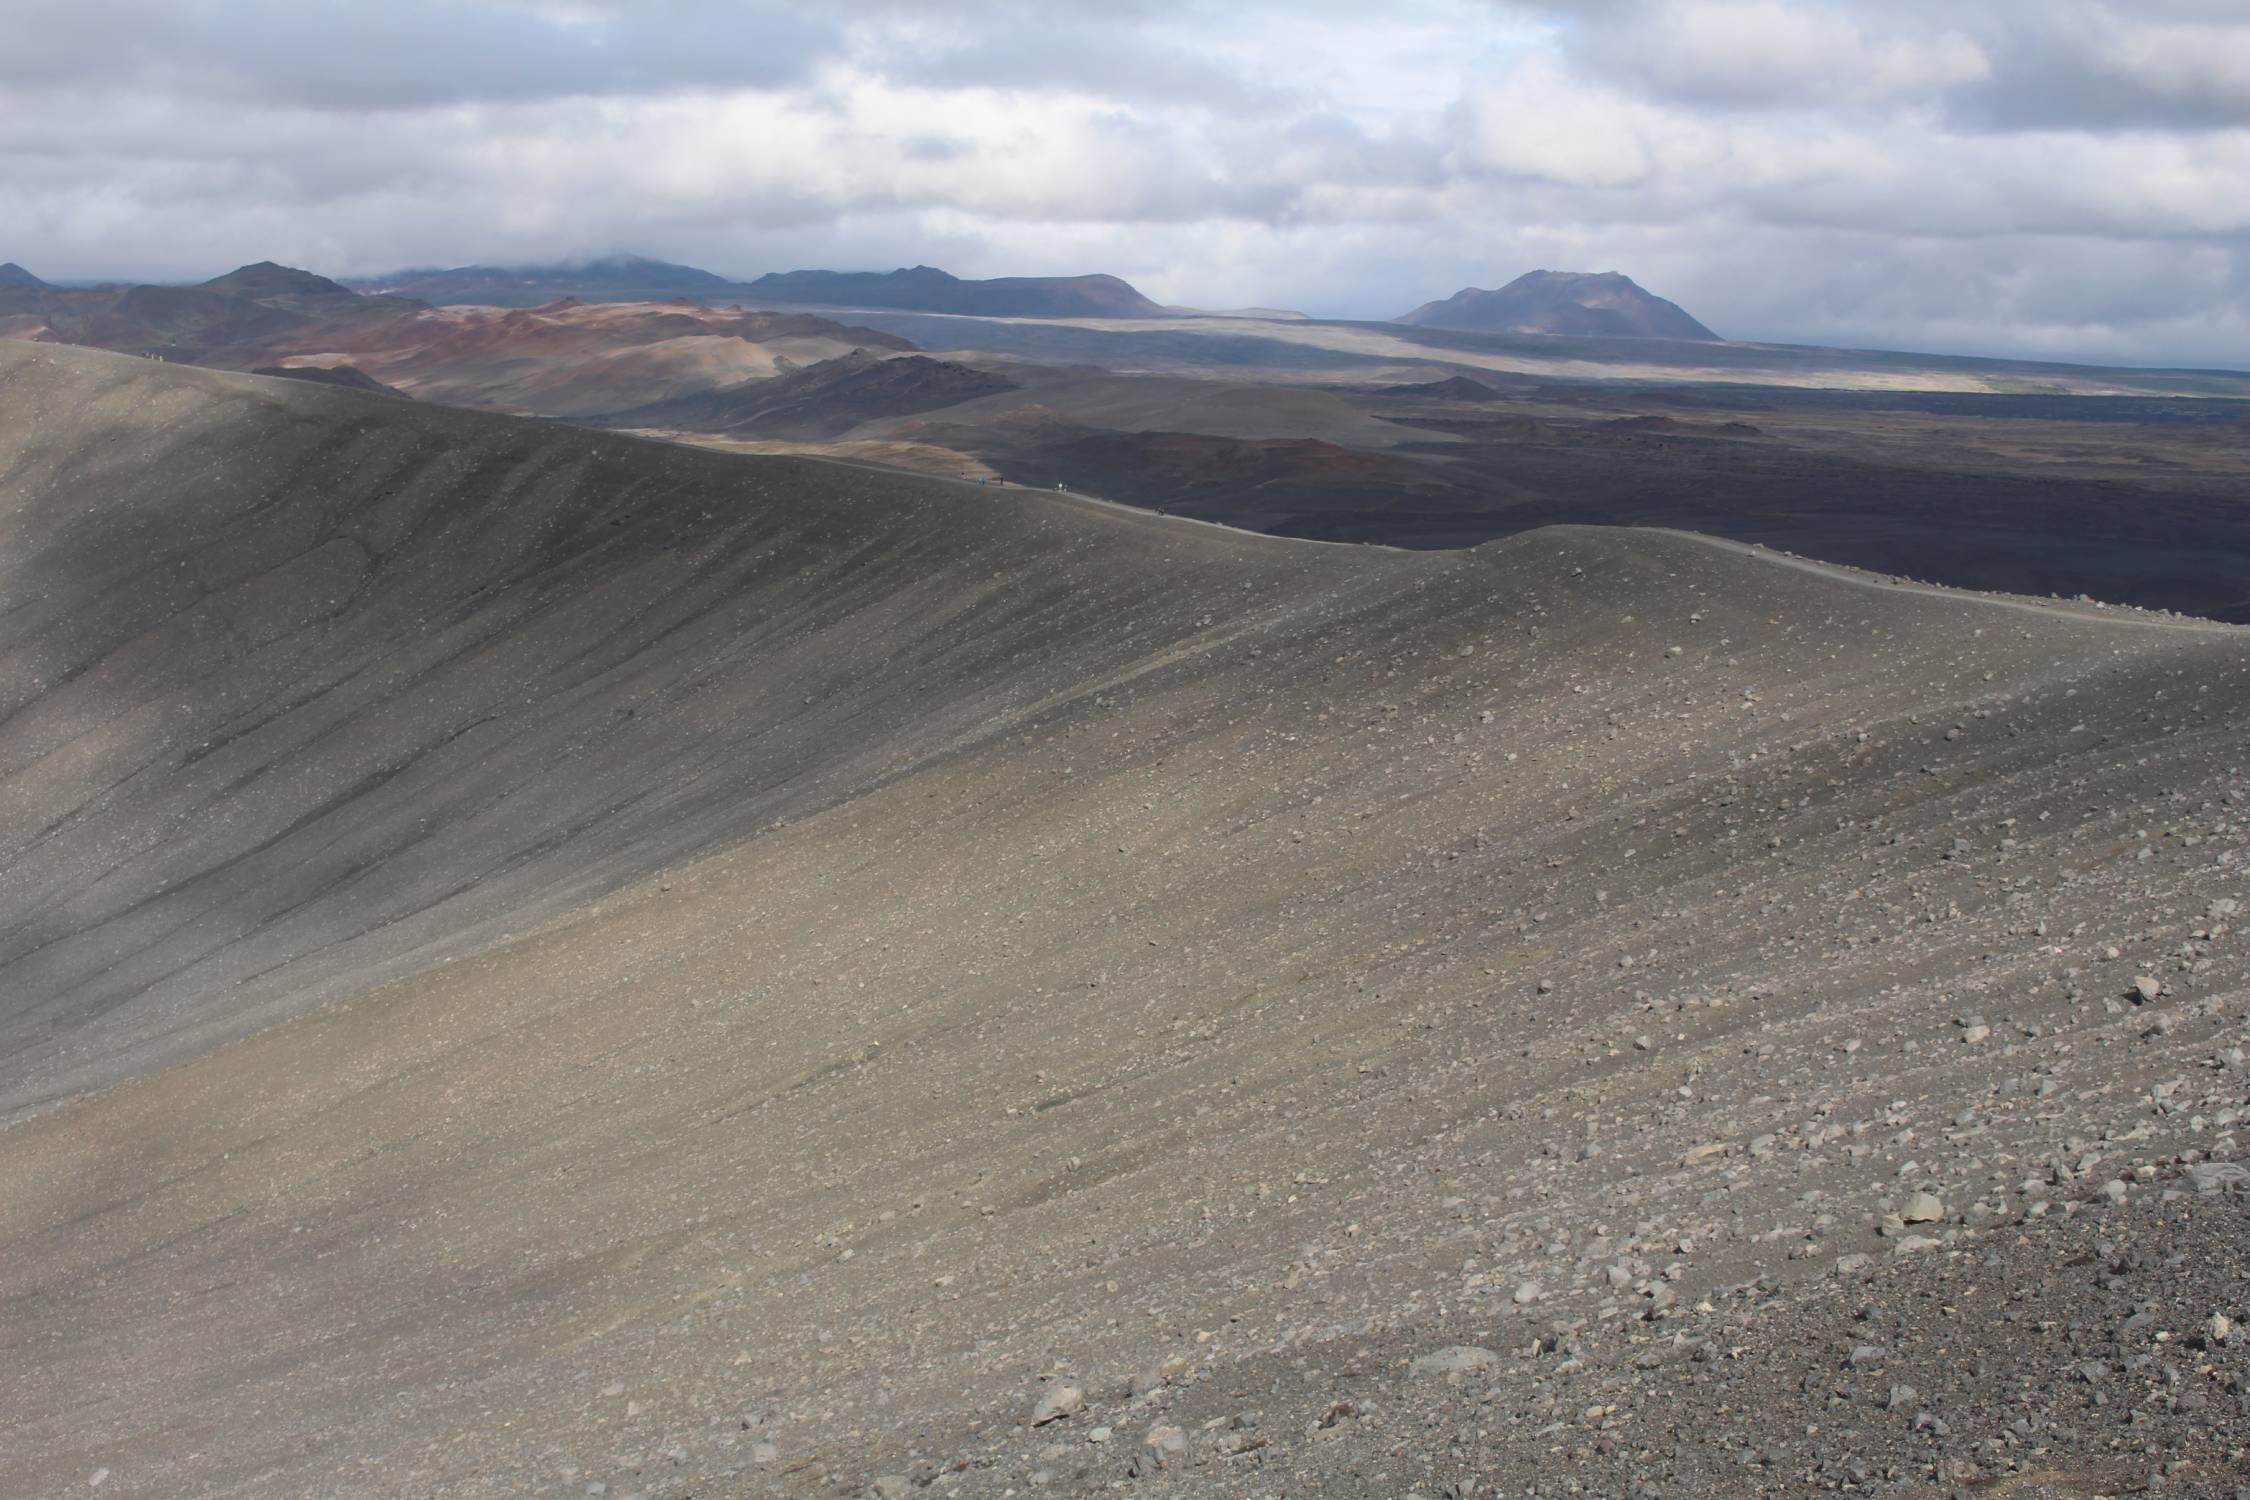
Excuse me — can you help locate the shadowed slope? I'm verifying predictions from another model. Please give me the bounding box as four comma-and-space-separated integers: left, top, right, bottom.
248, 362, 406, 396
616, 350, 1020, 438
2, 343, 2247, 1497
0, 340, 1362, 1116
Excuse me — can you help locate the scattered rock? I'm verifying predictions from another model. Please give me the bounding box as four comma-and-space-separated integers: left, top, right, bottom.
2185, 1162, 2248, 1196
1411, 1345, 1502, 1379
1031, 1386, 1084, 1426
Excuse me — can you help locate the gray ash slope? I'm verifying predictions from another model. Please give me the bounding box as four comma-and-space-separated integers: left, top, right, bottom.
0, 340, 1346, 1115
0, 342, 2246, 1498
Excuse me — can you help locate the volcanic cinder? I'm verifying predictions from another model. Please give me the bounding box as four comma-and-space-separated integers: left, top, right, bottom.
1, 341, 2246, 1498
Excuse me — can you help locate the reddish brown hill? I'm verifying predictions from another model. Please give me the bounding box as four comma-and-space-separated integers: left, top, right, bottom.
257, 300, 917, 418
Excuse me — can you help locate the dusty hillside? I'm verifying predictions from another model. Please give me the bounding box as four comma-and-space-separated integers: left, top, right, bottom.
258, 299, 915, 418
0, 342, 2245, 1498
0, 341, 1326, 1115
618, 351, 1021, 439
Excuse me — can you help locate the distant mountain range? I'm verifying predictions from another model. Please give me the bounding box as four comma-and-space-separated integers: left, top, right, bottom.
352, 254, 733, 306
351, 255, 1164, 319
1396, 270, 1720, 341
0, 258, 411, 361
7, 252, 1719, 340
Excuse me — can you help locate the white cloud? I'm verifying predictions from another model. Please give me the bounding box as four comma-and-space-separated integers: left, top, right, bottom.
1601, 0, 1990, 105
2106, 21, 2250, 112
0, 0, 2245, 365
1460, 60, 1670, 188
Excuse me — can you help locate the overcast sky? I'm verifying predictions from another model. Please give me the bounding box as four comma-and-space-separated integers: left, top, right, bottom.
3, 0, 2246, 365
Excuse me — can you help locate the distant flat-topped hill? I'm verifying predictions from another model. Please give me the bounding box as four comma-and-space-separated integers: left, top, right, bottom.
1397, 270, 1720, 341
741, 264, 1163, 319
356, 254, 734, 306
